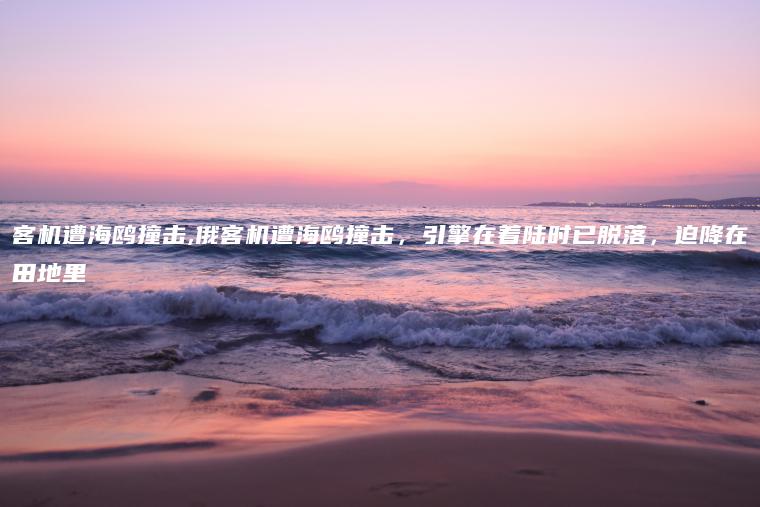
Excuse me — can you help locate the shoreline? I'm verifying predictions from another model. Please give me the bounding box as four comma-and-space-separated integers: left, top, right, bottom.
3, 370, 760, 453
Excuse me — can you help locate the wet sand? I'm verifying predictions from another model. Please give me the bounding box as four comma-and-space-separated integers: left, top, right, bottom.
2, 372, 760, 506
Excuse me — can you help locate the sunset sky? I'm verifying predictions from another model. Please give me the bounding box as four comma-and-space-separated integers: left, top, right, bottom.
1, 0, 759, 203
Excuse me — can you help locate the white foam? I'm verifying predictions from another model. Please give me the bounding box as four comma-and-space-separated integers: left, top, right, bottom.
1, 286, 758, 349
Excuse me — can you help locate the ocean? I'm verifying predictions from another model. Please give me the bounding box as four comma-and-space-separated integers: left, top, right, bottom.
1, 202, 758, 391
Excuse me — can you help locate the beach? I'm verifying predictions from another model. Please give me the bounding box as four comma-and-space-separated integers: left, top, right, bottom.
5, 431, 760, 507
2, 371, 760, 506
2, 203, 760, 506
3, 0, 760, 503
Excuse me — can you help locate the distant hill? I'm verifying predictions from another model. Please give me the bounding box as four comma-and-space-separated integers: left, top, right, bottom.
528, 197, 760, 209
645, 198, 708, 206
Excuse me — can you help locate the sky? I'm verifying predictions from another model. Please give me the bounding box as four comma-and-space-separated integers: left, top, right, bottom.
1, 0, 759, 203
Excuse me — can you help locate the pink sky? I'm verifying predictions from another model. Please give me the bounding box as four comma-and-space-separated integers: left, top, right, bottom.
1, 0, 758, 203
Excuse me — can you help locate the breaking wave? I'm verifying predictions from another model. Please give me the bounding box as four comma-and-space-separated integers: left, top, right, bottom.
1, 286, 758, 349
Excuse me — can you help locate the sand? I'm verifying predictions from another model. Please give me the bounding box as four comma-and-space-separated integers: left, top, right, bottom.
2, 372, 760, 506
2, 430, 760, 507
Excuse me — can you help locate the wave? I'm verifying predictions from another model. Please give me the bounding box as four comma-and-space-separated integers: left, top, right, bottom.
1, 286, 758, 349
